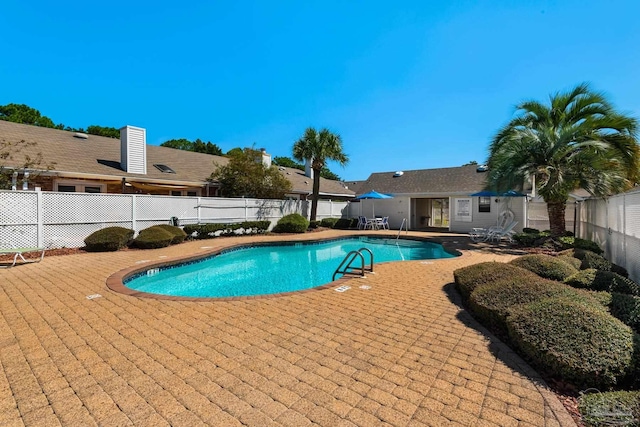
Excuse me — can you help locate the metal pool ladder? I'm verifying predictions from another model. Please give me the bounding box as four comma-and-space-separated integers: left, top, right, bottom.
396, 218, 408, 240
332, 248, 374, 281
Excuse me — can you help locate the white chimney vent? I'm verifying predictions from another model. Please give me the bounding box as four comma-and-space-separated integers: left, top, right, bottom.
305, 158, 314, 180
261, 148, 272, 168
120, 125, 147, 174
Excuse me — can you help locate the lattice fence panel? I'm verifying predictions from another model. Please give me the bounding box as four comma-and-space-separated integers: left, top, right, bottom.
43, 192, 133, 223
199, 198, 249, 222
44, 222, 133, 249
0, 192, 38, 248
135, 195, 198, 223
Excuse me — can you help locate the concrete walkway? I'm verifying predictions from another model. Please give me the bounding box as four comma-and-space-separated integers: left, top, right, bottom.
0, 230, 576, 426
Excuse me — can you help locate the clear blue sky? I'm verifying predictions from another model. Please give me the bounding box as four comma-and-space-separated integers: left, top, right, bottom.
2, 1, 640, 181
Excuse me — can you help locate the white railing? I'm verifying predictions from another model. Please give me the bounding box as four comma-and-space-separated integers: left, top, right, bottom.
0, 191, 349, 249
575, 189, 640, 283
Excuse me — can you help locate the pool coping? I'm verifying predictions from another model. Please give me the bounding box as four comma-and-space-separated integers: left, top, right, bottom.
106, 233, 464, 301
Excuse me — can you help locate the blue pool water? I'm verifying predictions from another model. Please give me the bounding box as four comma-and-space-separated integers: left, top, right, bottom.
125, 237, 457, 298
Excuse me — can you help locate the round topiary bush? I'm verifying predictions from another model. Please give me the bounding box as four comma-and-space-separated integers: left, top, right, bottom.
557, 255, 582, 270
150, 224, 187, 244
133, 227, 174, 249
564, 269, 640, 296
509, 254, 578, 281
468, 277, 593, 333
272, 214, 309, 233
320, 218, 339, 228
506, 297, 635, 389
579, 251, 629, 278
453, 262, 538, 302
609, 293, 640, 333
84, 227, 134, 252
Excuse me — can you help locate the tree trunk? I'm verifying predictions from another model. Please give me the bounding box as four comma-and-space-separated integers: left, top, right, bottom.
547, 201, 567, 236
310, 168, 321, 221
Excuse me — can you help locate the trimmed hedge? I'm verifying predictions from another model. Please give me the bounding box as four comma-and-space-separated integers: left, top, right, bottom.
182, 221, 271, 239
151, 225, 187, 244
272, 214, 309, 233
564, 269, 640, 296
133, 227, 174, 249
509, 254, 578, 281
308, 220, 319, 229
507, 297, 635, 389
609, 293, 640, 334
557, 255, 582, 270
453, 262, 538, 302
333, 218, 358, 229
320, 218, 340, 228
468, 277, 597, 334
84, 227, 134, 252
581, 251, 629, 278
579, 390, 640, 427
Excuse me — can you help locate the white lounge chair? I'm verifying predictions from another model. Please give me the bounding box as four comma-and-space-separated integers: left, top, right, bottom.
487, 221, 519, 243
0, 247, 46, 268
357, 216, 367, 230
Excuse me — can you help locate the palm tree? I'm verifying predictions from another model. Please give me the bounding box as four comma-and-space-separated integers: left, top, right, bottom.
293, 127, 349, 221
487, 83, 639, 235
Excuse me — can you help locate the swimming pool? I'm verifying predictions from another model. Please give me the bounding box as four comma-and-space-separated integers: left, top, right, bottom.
124, 237, 458, 298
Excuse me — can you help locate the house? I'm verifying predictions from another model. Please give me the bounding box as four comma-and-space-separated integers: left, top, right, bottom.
354, 164, 528, 233
0, 121, 354, 200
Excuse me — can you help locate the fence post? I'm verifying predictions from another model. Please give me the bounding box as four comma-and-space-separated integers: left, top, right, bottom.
197, 197, 201, 224
37, 190, 43, 247
131, 195, 137, 233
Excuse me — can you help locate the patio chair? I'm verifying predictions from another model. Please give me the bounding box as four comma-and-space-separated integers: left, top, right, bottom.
0, 246, 46, 268
379, 216, 390, 230
357, 216, 367, 230
487, 221, 519, 243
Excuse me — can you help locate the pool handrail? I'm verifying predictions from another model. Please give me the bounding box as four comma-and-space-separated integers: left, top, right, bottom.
332, 247, 374, 281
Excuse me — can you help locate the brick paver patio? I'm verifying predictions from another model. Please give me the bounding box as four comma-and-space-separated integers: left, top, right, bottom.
0, 230, 576, 426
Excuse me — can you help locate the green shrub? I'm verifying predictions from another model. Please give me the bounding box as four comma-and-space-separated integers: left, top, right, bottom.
507, 297, 635, 388
522, 227, 540, 234
580, 252, 629, 278
453, 262, 538, 302
151, 225, 187, 245
609, 293, 640, 334
333, 218, 358, 229
468, 277, 594, 334
320, 218, 340, 228
510, 254, 578, 281
558, 255, 582, 270
513, 232, 539, 247
579, 390, 640, 427
133, 227, 174, 249
557, 247, 593, 259
272, 213, 309, 233
84, 227, 134, 252
565, 269, 640, 296
308, 220, 319, 229
574, 238, 603, 254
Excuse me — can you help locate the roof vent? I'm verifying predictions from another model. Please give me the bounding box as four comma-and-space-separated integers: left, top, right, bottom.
278, 166, 285, 171
73, 132, 89, 139
393, 171, 404, 177
476, 165, 489, 172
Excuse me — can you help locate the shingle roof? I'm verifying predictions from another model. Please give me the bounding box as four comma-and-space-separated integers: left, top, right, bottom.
0, 120, 353, 196
358, 164, 489, 196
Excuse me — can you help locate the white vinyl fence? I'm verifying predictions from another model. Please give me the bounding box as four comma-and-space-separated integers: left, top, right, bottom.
575, 189, 640, 283
0, 191, 349, 249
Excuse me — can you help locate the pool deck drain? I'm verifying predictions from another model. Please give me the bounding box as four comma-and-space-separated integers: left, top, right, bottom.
0, 230, 576, 426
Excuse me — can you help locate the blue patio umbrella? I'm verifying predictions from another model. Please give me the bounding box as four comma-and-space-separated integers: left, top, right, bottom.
354, 190, 393, 217
469, 190, 498, 197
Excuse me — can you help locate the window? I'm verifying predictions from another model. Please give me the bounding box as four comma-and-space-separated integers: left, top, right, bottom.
55, 181, 105, 193
186, 191, 197, 197
479, 196, 491, 213
154, 164, 176, 173
171, 191, 182, 196
58, 185, 76, 193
